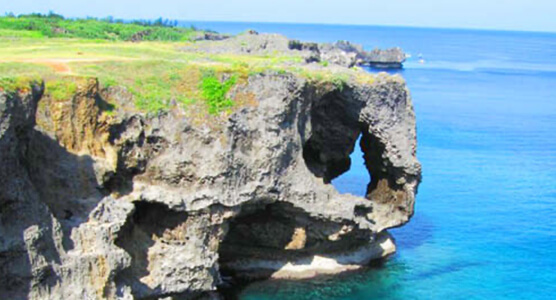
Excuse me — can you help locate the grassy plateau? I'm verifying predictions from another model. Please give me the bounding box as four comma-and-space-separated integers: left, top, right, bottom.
0, 13, 379, 116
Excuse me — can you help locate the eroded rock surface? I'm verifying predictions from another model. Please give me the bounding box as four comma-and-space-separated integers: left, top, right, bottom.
0, 70, 420, 299
366, 47, 406, 69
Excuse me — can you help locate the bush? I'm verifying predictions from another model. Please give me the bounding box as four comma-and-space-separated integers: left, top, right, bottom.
200, 73, 237, 115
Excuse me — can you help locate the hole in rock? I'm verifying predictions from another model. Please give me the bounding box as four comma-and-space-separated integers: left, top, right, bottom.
330, 135, 371, 196
218, 202, 371, 282
115, 201, 189, 297
300, 89, 388, 196
300, 94, 390, 199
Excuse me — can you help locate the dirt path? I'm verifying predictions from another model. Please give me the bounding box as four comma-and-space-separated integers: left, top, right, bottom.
37, 60, 72, 74
23, 58, 105, 74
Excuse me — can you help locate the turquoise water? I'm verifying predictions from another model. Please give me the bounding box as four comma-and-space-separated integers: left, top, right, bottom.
188, 22, 556, 299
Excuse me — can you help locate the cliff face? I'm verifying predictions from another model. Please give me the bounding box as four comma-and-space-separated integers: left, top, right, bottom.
0, 72, 420, 299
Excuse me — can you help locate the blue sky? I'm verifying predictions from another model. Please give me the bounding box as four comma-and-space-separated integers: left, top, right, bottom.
3, 0, 556, 32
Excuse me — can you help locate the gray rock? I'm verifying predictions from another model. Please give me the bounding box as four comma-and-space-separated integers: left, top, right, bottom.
185, 33, 292, 56
365, 47, 407, 69
191, 32, 231, 41
0, 69, 420, 299
182, 34, 406, 68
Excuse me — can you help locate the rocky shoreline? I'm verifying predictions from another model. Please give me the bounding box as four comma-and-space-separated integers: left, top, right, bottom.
185, 30, 407, 69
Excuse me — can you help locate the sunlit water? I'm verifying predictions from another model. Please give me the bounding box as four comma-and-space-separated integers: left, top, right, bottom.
186, 22, 556, 299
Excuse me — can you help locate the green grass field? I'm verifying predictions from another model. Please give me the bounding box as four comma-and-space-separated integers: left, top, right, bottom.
0, 14, 381, 116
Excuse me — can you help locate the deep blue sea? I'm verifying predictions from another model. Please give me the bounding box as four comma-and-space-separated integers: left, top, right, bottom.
187, 22, 556, 299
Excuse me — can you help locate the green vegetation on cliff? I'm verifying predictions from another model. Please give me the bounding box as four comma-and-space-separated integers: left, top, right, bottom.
0, 76, 40, 93
45, 80, 78, 101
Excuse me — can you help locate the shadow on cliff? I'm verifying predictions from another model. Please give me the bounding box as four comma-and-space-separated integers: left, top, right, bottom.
23, 118, 189, 299
0, 89, 98, 298
0, 171, 63, 300
301, 87, 367, 184
114, 201, 194, 299
0, 90, 121, 299
15, 83, 184, 299
25, 129, 107, 252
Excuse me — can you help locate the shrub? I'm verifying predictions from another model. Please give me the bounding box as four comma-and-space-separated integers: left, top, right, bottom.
200, 73, 237, 114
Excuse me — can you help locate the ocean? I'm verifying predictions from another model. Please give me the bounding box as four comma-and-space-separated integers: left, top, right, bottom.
186, 22, 556, 299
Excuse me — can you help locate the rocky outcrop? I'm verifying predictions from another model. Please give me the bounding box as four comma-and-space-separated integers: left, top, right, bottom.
185, 32, 406, 68
191, 32, 231, 41
365, 47, 406, 69
0, 69, 420, 299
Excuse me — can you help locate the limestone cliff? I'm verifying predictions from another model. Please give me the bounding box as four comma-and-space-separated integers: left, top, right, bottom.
0, 70, 420, 299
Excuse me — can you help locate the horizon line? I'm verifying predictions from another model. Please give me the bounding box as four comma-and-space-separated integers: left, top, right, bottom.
4, 11, 556, 35
180, 19, 556, 35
